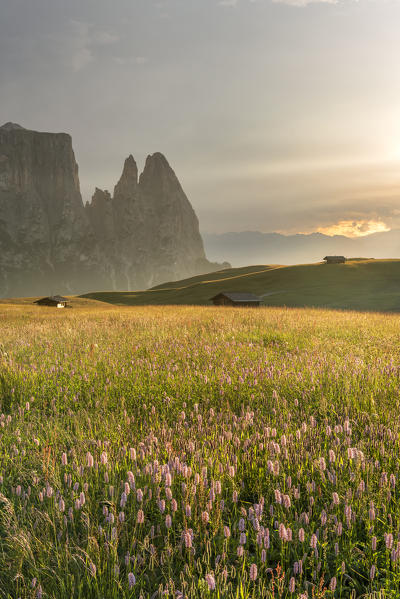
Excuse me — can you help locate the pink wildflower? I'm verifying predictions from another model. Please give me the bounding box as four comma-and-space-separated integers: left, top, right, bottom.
370, 565, 376, 580
279, 523, 287, 541
385, 533, 393, 549
249, 563, 257, 581
128, 572, 136, 588
310, 534, 318, 549
283, 494, 291, 509
201, 511, 209, 524
205, 573, 216, 591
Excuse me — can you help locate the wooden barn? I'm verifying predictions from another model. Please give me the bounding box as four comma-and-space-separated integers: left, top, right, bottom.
323, 256, 346, 264
210, 292, 261, 307
34, 295, 68, 308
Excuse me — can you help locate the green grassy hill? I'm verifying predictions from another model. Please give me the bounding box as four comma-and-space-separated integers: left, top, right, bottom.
81, 259, 400, 311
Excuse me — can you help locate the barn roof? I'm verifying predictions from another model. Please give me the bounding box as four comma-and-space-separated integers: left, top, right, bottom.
211, 292, 261, 302
35, 295, 68, 303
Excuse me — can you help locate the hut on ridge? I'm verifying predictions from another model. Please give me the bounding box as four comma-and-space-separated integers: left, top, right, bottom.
34, 295, 68, 308
210, 292, 261, 307
323, 256, 346, 264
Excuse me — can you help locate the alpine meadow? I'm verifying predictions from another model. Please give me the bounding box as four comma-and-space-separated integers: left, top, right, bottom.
3, 0, 400, 598
1, 302, 400, 598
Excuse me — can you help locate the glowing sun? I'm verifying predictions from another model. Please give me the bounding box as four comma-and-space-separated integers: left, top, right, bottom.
317, 220, 391, 238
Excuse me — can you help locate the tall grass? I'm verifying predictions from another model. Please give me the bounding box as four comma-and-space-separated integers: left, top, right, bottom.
1, 304, 400, 598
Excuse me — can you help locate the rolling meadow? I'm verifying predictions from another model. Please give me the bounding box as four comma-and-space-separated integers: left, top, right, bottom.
1, 303, 400, 598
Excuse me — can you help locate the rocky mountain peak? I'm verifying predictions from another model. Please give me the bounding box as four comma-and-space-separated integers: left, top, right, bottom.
145, 152, 170, 167
114, 154, 138, 198
0, 122, 26, 131
85, 187, 114, 244
86, 151, 224, 290
139, 152, 180, 195
0, 123, 105, 297
91, 187, 112, 205
0, 125, 226, 297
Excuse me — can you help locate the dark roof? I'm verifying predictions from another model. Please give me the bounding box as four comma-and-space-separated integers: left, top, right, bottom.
323, 256, 346, 260
35, 295, 68, 303
211, 292, 261, 302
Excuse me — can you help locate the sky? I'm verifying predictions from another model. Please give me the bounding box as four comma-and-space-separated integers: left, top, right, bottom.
1, 0, 400, 236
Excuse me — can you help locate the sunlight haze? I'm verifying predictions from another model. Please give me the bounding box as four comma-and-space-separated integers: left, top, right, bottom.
1, 0, 399, 235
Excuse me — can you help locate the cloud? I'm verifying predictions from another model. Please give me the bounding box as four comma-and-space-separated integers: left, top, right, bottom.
218, 0, 341, 7
113, 56, 149, 66
90, 31, 120, 46
67, 21, 93, 72
272, 0, 338, 5
63, 20, 119, 72
316, 219, 391, 238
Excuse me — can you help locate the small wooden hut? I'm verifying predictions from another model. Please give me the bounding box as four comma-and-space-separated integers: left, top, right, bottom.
34, 295, 68, 308
210, 292, 261, 307
323, 256, 346, 264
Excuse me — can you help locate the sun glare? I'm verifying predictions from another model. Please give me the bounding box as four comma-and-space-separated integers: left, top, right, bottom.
316, 219, 391, 238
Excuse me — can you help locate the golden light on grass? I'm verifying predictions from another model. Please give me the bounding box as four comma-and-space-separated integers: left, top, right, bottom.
2, 304, 400, 596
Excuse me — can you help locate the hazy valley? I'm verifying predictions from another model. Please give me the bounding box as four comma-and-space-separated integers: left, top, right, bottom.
203, 229, 400, 267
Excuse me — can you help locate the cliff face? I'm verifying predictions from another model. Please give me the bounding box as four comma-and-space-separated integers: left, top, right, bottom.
0, 123, 107, 296
0, 123, 223, 297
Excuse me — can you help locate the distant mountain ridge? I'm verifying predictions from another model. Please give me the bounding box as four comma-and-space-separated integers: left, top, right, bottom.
203, 230, 400, 267
0, 122, 225, 297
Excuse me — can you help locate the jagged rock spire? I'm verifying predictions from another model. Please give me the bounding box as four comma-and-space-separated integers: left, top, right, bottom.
114, 154, 138, 198
139, 152, 181, 194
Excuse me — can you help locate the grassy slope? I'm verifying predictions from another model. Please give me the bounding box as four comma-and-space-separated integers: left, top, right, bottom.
82, 259, 400, 311
0, 296, 111, 309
